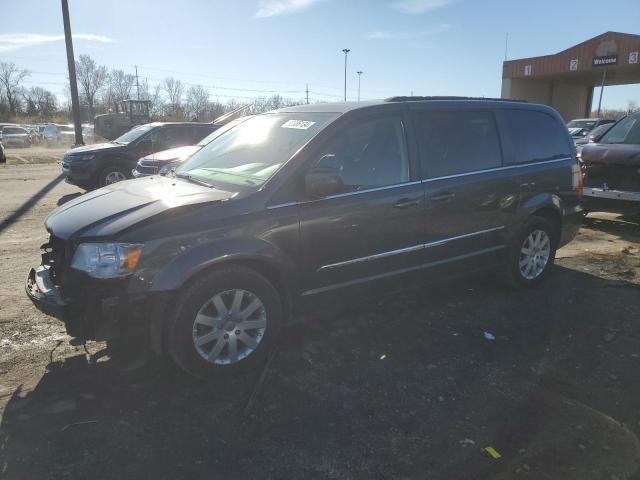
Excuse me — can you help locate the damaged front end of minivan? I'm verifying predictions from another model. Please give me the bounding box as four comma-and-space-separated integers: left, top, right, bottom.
26, 234, 166, 345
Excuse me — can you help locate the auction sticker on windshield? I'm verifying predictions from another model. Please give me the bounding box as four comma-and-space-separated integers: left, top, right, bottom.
281, 120, 316, 129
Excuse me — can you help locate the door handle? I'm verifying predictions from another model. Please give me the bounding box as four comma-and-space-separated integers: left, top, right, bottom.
430, 191, 455, 202
393, 198, 420, 209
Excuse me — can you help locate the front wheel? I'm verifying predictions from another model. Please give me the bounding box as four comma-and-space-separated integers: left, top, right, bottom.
500, 216, 558, 288
167, 265, 282, 379
97, 165, 129, 188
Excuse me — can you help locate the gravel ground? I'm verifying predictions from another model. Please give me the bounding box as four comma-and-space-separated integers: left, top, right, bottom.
1, 163, 640, 479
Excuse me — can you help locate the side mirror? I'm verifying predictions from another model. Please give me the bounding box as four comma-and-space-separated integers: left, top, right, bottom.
305, 163, 344, 197
589, 134, 601, 143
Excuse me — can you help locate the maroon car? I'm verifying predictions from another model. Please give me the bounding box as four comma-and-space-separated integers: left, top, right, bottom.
581, 111, 640, 213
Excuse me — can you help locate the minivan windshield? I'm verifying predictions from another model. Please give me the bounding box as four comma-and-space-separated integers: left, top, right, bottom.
196, 117, 252, 146
177, 113, 337, 187
113, 124, 154, 145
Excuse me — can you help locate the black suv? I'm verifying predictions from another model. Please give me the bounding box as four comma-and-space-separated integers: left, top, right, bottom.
27, 98, 582, 379
62, 122, 217, 189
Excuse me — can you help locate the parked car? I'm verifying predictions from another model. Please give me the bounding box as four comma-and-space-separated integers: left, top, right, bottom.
61, 122, 217, 190
574, 121, 615, 146
26, 97, 582, 379
132, 117, 252, 178
0, 126, 32, 147
567, 118, 615, 140
581, 111, 640, 213
44, 124, 76, 147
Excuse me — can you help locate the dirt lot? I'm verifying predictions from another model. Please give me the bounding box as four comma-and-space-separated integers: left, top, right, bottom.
1, 163, 640, 479
3, 146, 67, 165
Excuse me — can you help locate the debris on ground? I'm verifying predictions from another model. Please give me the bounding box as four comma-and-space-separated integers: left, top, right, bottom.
622, 246, 638, 255
459, 438, 476, 447
483, 446, 502, 459
483, 331, 496, 341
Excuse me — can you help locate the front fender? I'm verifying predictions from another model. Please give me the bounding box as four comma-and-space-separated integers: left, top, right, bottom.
145, 237, 297, 293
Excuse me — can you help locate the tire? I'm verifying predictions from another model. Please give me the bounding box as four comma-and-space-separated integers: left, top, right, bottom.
500, 216, 558, 289
97, 165, 129, 188
167, 265, 282, 379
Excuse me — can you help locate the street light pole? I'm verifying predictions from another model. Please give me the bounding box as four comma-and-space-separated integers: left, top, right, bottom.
342, 48, 350, 102
357, 71, 363, 101
596, 70, 607, 117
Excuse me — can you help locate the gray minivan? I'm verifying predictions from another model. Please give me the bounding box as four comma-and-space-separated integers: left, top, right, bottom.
26, 97, 583, 379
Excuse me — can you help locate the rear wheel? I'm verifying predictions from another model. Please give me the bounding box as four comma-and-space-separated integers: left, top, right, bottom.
98, 165, 129, 187
501, 216, 558, 288
167, 265, 282, 379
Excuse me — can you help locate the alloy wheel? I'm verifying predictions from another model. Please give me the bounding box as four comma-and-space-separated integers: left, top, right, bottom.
104, 171, 127, 185
519, 229, 551, 280
192, 289, 267, 365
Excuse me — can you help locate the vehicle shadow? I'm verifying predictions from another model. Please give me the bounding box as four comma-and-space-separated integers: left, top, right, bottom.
2, 266, 640, 479
0, 174, 64, 234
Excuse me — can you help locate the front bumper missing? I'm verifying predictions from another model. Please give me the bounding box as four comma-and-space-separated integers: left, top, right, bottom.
26, 264, 168, 350
26, 265, 67, 318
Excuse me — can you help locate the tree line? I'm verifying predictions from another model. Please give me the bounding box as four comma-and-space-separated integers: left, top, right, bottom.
0, 55, 305, 124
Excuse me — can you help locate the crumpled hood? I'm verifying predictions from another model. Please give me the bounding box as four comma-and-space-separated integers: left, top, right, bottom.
65, 142, 124, 155
46, 176, 237, 240
141, 145, 201, 164
581, 143, 640, 167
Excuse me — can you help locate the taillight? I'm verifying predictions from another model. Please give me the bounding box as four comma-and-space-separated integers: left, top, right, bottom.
576, 163, 584, 200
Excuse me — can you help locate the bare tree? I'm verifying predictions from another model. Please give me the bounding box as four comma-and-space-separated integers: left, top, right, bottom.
75, 54, 108, 119
0, 62, 30, 117
41, 91, 57, 117
185, 85, 209, 120
139, 79, 163, 118
109, 69, 135, 104
162, 77, 184, 118
22, 86, 58, 118
23, 86, 44, 116
627, 100, 638, 114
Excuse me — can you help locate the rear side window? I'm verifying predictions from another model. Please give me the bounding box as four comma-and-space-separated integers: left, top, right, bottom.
150, 126, 194, 151
496, 109, 571, 164
190, 126, 216, 143
413, 110, 502, 178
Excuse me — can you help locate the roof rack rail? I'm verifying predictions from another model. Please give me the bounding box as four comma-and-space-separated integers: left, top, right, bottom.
384, 96, 528, 103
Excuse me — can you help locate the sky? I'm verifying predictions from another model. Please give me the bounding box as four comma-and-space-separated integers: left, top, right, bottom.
1, 0, 639, 110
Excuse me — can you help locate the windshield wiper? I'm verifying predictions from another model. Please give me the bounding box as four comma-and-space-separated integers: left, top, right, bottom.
175, 172, 215, 188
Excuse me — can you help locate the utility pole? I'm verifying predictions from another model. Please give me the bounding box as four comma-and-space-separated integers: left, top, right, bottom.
135, 65, 140, 100
356, 71, 363, 101
342, 48, 350, 102
306, 83, 309, 104
596, 70, 607, 117
61, 0, 83, 146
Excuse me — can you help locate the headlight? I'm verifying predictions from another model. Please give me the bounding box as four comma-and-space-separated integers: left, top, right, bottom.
159, 161, 179, 176
71, 243, 144, 279
71, 153, 95, 161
